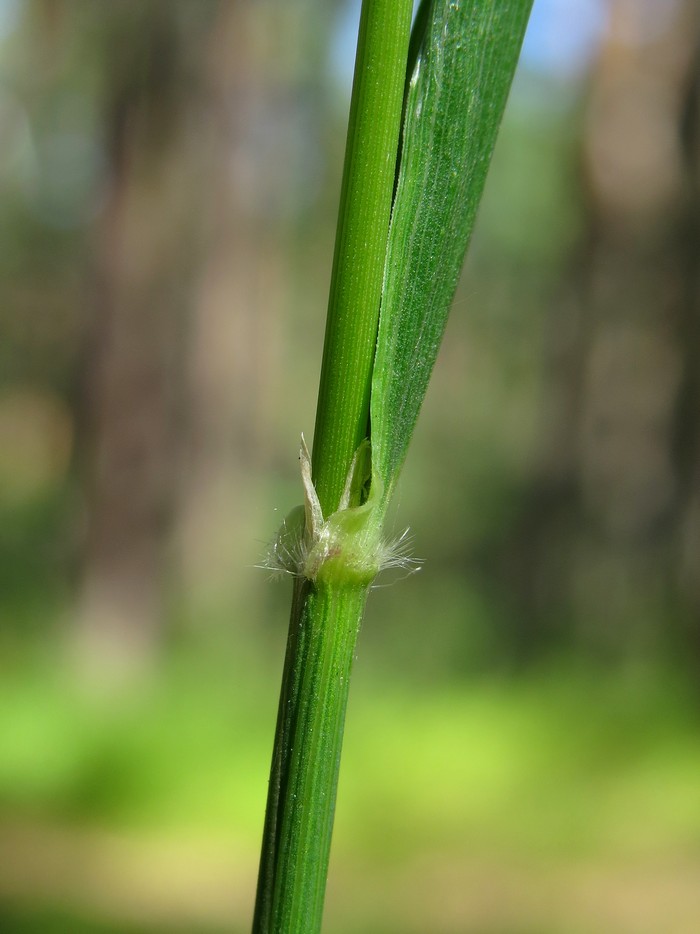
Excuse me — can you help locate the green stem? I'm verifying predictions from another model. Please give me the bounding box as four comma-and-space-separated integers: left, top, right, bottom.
254, 3, 412, 930
252, 579, 369, 934
311, 0, 414, 518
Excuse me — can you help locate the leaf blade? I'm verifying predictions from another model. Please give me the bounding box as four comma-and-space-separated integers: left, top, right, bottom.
371, 0, 533, 505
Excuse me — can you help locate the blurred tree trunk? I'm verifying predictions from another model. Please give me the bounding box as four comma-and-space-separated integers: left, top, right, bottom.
505, 0, 700, 665
176, 0, 332, 617
677, 22, 700, 650
176, 1, 282, 613
77, 0, 333, 672
77, 2, 215, 679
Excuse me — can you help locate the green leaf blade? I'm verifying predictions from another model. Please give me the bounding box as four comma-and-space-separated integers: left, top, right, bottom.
371, 0, 533, 505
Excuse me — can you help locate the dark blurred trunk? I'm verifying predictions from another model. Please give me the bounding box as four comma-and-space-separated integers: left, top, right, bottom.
677, 25, 700, 652
77, 3, 214, 679
504, 0, 700, 665
77, 0, 331, 669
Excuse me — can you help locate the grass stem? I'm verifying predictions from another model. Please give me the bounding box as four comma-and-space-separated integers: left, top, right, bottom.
253, 2, 412, 930
253, 579, 368, 933
311, 0, 413, 518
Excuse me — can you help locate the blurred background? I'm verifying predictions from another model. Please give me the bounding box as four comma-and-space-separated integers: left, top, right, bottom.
1, 0, 700, 931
